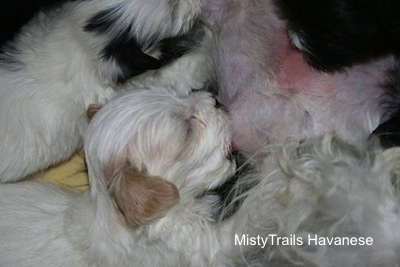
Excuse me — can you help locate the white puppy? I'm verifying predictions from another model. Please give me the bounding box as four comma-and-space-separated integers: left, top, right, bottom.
0, 0, 206, 182
220, 134, 400, 267
0, 87, 235, 266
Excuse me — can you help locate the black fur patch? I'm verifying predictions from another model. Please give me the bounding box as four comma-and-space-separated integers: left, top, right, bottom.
158, 23, 204, 66
381, 60, 400, 118
275, 0, 400, 72
0, 0, 70, 47
0, 0, 74, 69
103, 32, 162, 84
204, 81, 219, 96
372, 114, 400, 148
86, 8, 204, 84
84, 6, 123, 36
210, 152, 257, 221
85, 6, 163, 84
372, 60, 400, 148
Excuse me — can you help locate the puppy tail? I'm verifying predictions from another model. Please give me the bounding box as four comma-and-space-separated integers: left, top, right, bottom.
107, 165, 179, 228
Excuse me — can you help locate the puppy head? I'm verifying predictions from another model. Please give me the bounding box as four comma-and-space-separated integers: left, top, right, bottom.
85, 88, 234, 227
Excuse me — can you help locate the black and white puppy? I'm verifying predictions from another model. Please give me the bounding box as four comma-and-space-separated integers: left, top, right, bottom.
275, 0, 400, 148
0, 0, 206, 182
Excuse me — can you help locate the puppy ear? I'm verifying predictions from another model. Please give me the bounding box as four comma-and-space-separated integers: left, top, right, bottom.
108, 165, 179, 228
86, 104, 103, 120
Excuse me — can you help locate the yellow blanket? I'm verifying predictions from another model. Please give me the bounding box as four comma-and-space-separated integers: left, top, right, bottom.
39, 151, 89, 191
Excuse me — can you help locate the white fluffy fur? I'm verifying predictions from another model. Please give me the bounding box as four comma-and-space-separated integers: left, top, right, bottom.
0, 0, 206, 182
221, 134, 400, 266
2, 1, 399, 266
0, 87, 235, 266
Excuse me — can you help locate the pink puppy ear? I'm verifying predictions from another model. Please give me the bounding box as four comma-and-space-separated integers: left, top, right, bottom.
108, 165, 179, 228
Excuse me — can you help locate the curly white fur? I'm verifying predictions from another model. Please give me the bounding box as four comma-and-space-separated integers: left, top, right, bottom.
0, 88, 235, 266
221, 134, 400, 267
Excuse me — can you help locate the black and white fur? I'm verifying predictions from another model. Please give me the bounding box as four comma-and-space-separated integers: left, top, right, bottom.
275, 0, 400, 148
0, 0, 207, 182
275, 0, 400, 72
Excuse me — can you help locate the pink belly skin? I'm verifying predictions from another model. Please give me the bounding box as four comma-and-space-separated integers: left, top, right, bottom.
204, 0, 392, 155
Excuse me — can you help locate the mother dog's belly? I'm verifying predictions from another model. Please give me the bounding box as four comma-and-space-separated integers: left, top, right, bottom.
205, 0, 391, 155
